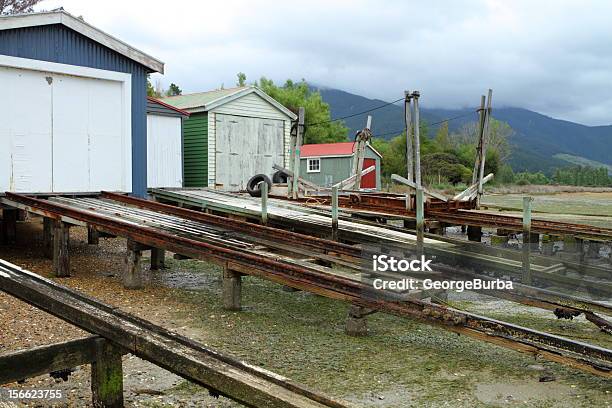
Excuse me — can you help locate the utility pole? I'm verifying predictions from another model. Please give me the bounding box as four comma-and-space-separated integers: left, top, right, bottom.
404, 91, 413, 183
472, 95, 486, 185
352, 115, 372, 190
412, 91, 422, 188
291, 107, 305, 199
477, 89, 493, 207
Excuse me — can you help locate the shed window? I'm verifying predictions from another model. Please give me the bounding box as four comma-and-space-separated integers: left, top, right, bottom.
307, 158, 321, 173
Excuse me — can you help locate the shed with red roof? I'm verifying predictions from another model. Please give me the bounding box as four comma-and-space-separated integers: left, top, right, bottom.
299, 142, 382, 189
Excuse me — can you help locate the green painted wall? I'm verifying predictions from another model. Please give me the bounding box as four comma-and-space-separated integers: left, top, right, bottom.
300, 147, 381, 189
182, 112, 208, 187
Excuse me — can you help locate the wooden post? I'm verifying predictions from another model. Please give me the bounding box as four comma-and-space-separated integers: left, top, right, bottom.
1, 208, 17, 245
472, 95, 487, 185
291, 107, 305, 199
331, 186, 339, 241
416, 187, 424, 257
42, 217, 54, 259
87, 226, 100, 245
404, 90, 413, 183
522, 196, 533, 285
477, 89, 493, 207
467, 226, 482, 242
345, 304, 368, 337
261, 181, 268, 225
124, 239, 143, 289
412, 91, 422, 187
91, 338, 124, 408
151, 248, 166, 270
53, 220, 70, 277
222, 264, 242, 311
354, 115, 372, 191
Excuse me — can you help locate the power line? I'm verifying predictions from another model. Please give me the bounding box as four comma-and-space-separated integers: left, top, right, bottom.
307, 97, 405, 127
370, 109, 478, 139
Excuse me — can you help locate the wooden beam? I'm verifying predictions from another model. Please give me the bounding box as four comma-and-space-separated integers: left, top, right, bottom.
0, 336, 113, 385
391, 174, 448, 202
151, 248, 166, 270
88, 226, 100, 245
42, 217, 54, 259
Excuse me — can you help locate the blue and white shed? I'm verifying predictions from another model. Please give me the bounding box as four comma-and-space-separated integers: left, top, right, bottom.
0, 10, 164, 196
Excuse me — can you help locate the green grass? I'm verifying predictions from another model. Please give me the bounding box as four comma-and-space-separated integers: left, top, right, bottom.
158, 258, 612, 407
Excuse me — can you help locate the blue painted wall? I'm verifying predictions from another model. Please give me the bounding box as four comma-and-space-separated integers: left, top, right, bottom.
0, 24, 151, 196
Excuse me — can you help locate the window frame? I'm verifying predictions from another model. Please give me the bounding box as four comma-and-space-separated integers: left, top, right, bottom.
306, 157, 321, 173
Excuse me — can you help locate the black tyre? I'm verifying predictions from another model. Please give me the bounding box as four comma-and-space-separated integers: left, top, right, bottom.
272, 170, 288, 184
246, 174, 272, 197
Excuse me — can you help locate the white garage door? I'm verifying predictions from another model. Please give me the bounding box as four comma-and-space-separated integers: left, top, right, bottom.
0, 63, 130, 193
147, 114, 183, 188
215, 114, 284, 191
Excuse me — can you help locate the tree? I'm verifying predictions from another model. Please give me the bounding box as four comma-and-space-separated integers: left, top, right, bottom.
166, 83, 182, 97
146, 74, 160, 97
236, 72, 247, 87
0, 0, 41, 15
433, 122, 452, 152
255, 76, 348, 144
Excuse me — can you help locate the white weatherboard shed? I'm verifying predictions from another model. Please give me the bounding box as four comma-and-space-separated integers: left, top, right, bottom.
146, 97, 190, 188
163, 86, 297, 191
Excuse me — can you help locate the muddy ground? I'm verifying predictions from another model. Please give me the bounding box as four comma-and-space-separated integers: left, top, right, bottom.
0, 218, 611, 407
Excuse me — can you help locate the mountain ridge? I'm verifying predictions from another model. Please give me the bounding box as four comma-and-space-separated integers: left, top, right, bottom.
316, 87, 612, 174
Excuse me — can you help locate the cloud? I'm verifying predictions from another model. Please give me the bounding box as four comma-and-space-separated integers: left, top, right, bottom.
37, 0, 612, 125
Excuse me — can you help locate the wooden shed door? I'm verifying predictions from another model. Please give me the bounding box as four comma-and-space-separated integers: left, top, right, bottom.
215, 114, 284, 191
362, 158, 376, 189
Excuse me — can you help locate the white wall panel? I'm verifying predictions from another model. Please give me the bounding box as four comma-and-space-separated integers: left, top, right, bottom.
147, 114, 183, 188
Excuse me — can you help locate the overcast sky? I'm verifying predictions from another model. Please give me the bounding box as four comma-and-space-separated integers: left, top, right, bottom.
37, 0, 612, 126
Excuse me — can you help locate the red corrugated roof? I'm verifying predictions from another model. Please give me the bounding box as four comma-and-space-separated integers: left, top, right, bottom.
300, 142, 357, 157
147, 96, 191, 116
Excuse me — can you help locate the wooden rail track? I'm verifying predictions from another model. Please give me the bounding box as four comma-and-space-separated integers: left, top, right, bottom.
1, 192, 611, 377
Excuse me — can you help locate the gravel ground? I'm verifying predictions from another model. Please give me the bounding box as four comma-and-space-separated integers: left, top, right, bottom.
1, 216, 611, 408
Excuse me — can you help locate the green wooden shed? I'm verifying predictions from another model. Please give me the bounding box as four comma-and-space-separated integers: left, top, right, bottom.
163, 86, 297, 191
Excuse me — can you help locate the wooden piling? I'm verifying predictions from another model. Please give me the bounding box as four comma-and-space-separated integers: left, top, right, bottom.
87, 226, 100, 245
43, 217, 54, 259
223, 265, 242, 311
467, 226, 482, 242
151, 248, 166, 270
124, 239, 143, 289
404, 91, 413, 183
331, 186, 339, 241
91, 338, 124, 408
261, 181, 268, 225
1, 208, 17, 245
522, 196, 533, 285
345, 304, 368, 337
416, 187, 424, 257
53, 220, 70, 277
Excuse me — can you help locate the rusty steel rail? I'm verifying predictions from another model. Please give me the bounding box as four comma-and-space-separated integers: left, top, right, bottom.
101, 192, 612, 322
0, 260, 348, 408
3, 192, 611, 377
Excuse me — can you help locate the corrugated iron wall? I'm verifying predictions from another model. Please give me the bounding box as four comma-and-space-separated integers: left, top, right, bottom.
0, 24, 150, 196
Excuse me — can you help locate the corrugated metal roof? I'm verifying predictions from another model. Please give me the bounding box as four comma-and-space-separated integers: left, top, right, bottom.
0, 10, 164, 73
301, 142, 383, 158
162, 87, 247, 110
162, 86, 297, 120
301, 142, 356, 157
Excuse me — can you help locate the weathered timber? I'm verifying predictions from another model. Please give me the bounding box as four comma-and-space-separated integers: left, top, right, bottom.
1, 208, 17, 245
88, 226, 100, 245
223, 265, 242, 311
0, 336, 111, 385
3, 193, 612, 377
345, 304, 368, 337
151, 248, 166, 270
43, 217, 54, 259
53, 220, 70, 277
91, 338, 124, 408
0, 260, 348, 408
124, 239, 144, 289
